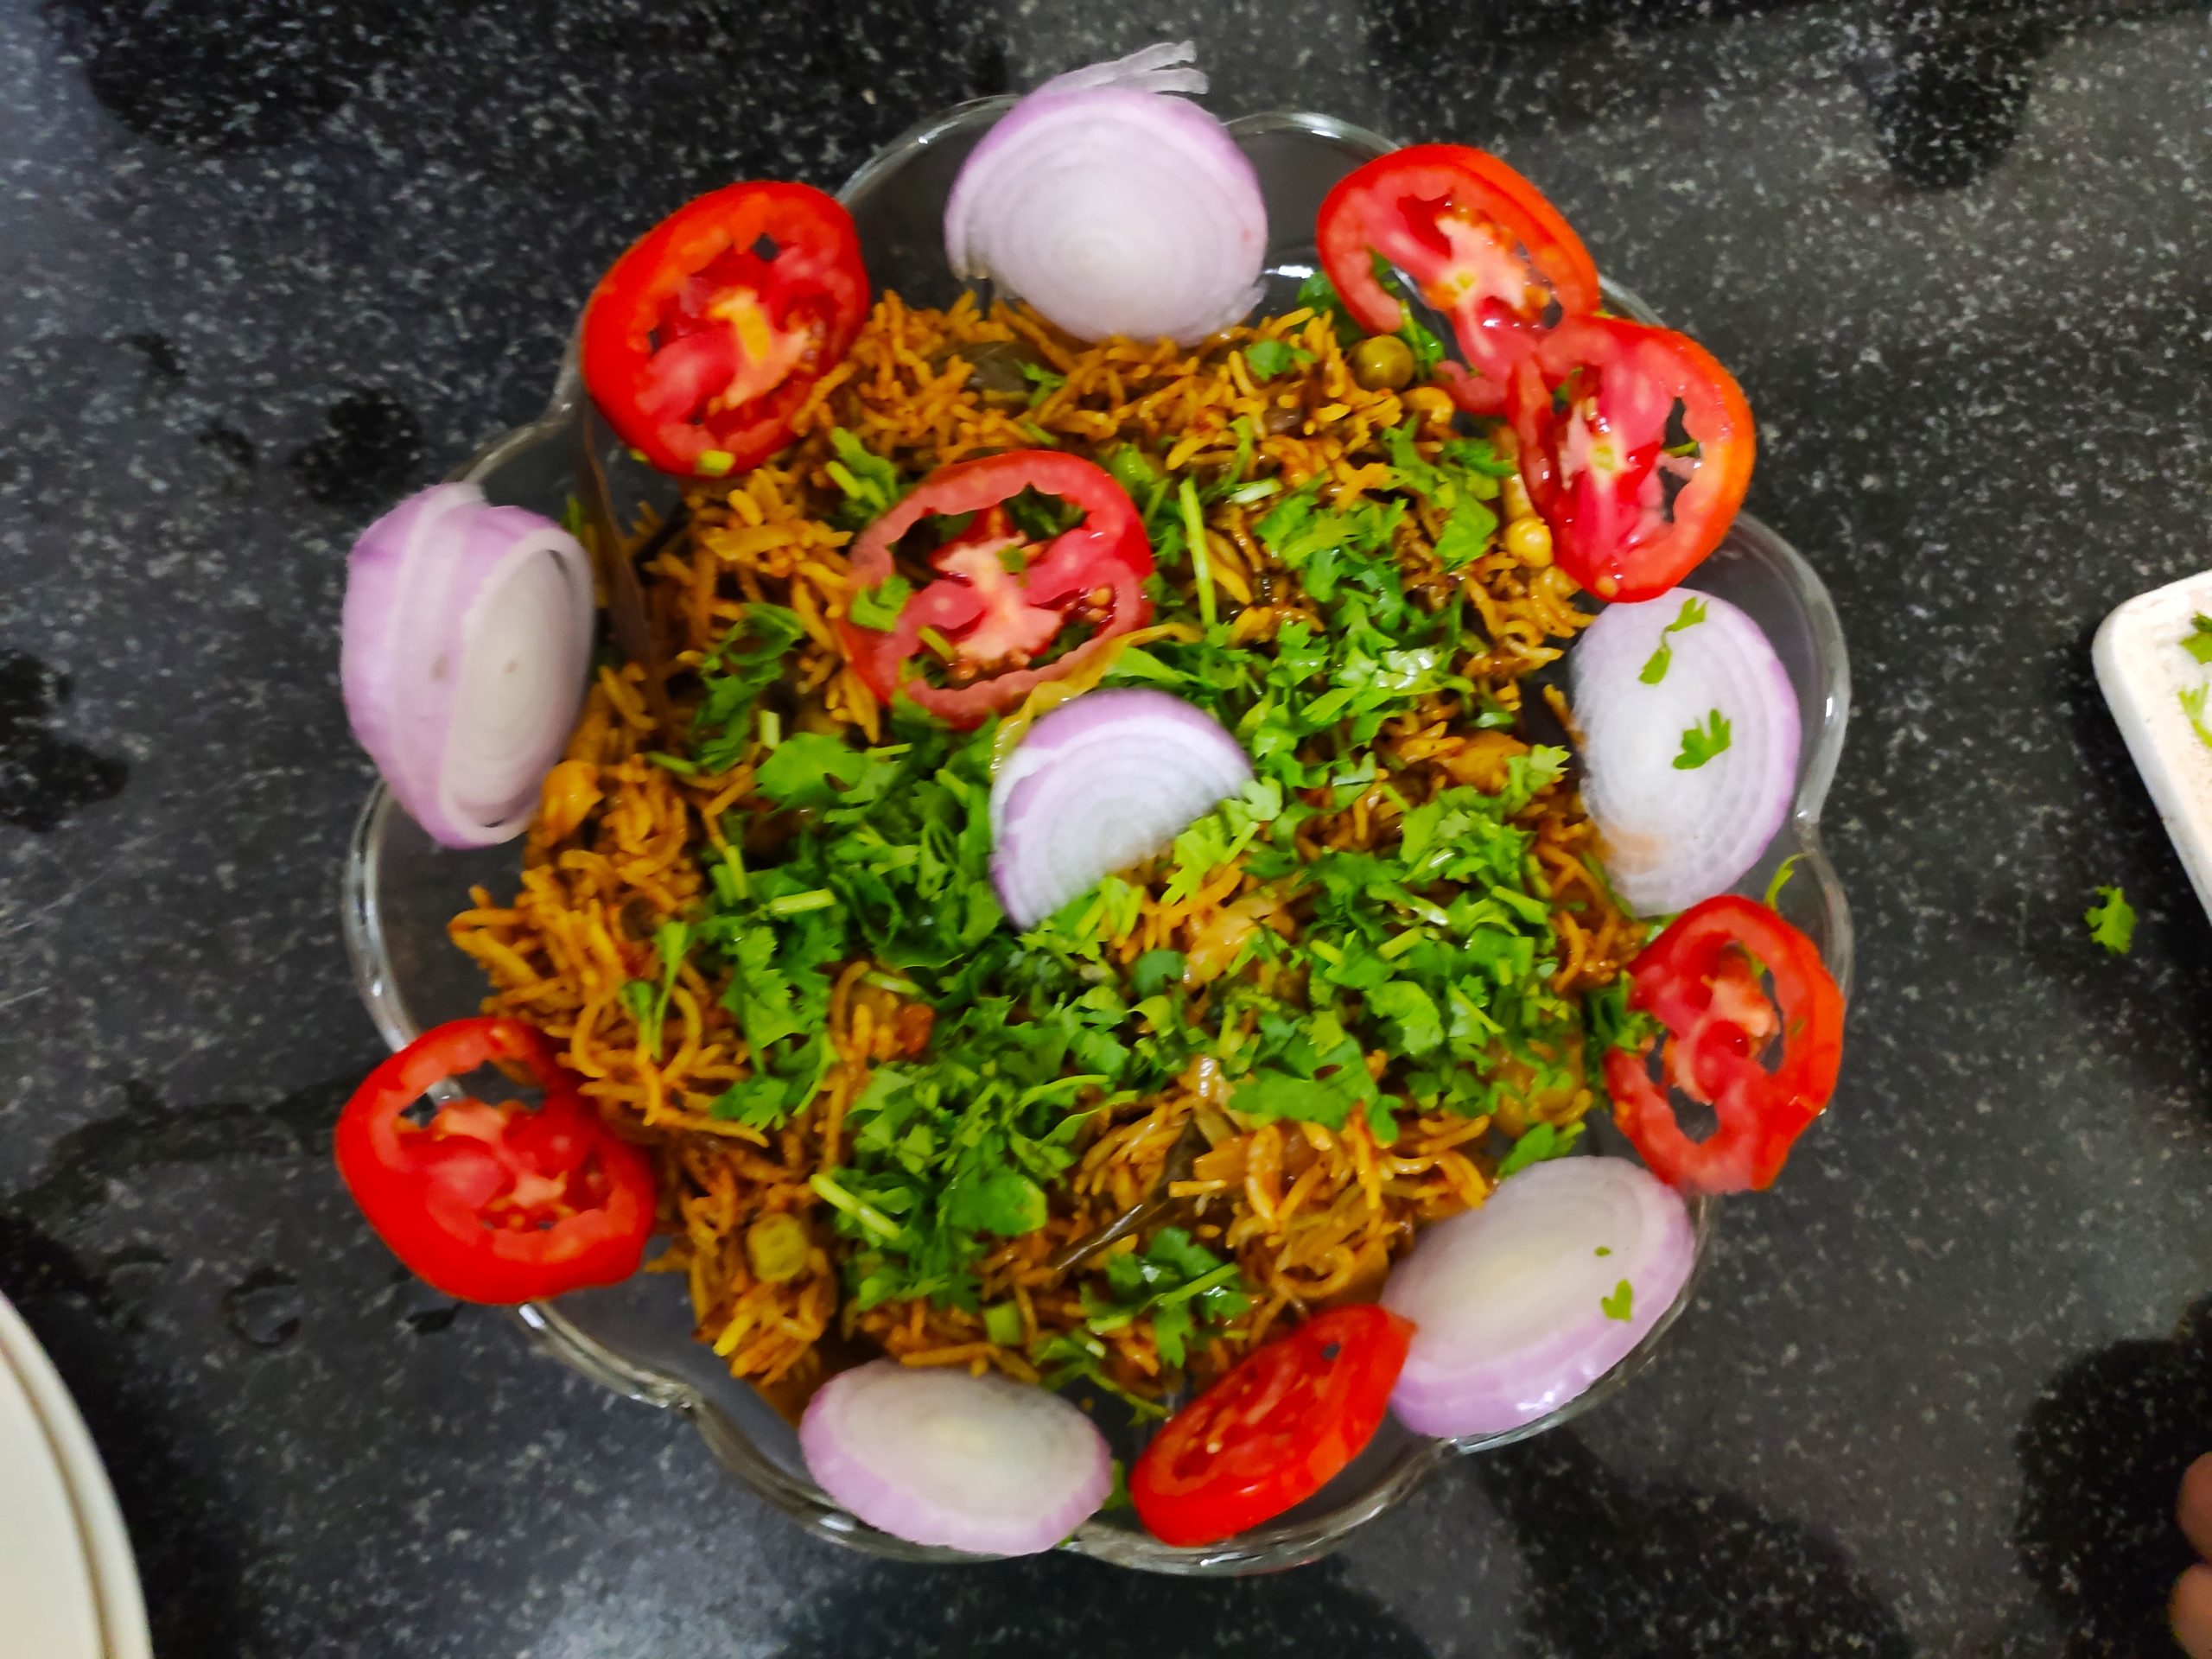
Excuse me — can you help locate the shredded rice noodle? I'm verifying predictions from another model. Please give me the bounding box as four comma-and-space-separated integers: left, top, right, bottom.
450, 294, 1641, 1406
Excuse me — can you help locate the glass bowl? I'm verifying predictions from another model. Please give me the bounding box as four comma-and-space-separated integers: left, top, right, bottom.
340, 101, 1853, 1574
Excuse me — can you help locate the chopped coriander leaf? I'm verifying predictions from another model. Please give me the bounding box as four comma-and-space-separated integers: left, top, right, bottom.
1673, 709, 1732, 770
2183, 684, 2212, 750
2184, 614, 2212, 665
1020, 362, 1066, 404
754, 732, 874, 810
1639, 596, 1710, 685
1084, 1226, 1251, 1369
1243, 339, 1314, 381
1131, 949, 1188, 997
2084, 885, 2136, 955
1434, 497, 1499, 570
561, 493, 589, 540
849, 573, 913, 631
1601, 1279, 1634, 1322
982, 1302, 1025, 1346
1439, 436, 1518, 480
823, 429, 906, 527
1496, 1119, 1583, 1179
1295, 269, 1365, 348
1178, 476, 1217, 629
694, 449, 736, 477
621, 920, 692, 1058
820, 1006, 1101, 1306
1762, 853, 1804, 910
1400, 317, 1446, 378
691, 604, 806, 772
1368, 252, 1446, 376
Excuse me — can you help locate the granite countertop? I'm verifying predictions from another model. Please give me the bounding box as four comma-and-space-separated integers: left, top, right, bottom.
5, 1, 2212, 1654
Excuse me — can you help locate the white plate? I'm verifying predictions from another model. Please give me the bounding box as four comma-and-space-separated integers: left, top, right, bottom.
0, 1296, 151, 1659
2094, 569, 2212, 920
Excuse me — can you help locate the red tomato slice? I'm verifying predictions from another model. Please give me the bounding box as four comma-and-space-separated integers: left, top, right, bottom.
837, 450, 1154, 728
1602, 895, 1845, 1194
1509, 315, 1755, 602
334, 1017, 658, 1303
582, 181, 868, 477
1318, 144, 1600, 415
1130, 1304, 1414, 1547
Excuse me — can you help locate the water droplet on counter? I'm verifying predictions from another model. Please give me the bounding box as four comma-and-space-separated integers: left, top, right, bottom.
287, 387, 423, 508
0, 650, 128, 833
221, 1265, 302, 1349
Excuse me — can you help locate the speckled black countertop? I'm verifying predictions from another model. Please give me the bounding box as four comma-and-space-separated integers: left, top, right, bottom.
5, 2, 2212, 1654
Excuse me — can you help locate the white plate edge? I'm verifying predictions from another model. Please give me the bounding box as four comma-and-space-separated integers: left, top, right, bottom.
0, 1297, 153, 1659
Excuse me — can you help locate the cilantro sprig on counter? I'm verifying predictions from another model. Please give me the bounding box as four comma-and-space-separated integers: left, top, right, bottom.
2084, 885, 2136, 956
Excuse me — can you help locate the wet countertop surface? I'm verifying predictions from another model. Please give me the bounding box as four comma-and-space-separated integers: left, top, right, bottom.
5, 1, 2212, 1654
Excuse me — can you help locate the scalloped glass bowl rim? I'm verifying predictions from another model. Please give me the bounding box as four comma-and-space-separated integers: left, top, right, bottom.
339, 100, 1853, 1574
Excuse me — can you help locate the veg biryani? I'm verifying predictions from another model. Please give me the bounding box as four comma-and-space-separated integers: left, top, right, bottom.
448, 289, 1647, 1412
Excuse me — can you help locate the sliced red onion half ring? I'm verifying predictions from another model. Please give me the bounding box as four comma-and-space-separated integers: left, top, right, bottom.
340, 483, 595, 849
990, 689, 1254, 930
800, 1359, 1113, 1555
1569, 588, 1800, 917
1382, 1156, 1695, 1439
1032, 38, 1208, 96
944, 41, 1267, 346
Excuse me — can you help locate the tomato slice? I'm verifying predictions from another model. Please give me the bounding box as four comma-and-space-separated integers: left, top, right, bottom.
334, 1017, 658, 1303
582, 181, 868, 478
1318, 144, 1600, 416
1509, 315, 1755, 602
1602, 895, 1845, 1194
837, 450, 1154, 728
1130, 1304, 1414, 1547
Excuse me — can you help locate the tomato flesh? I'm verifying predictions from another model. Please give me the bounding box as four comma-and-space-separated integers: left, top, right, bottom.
1318, 144, 1600, 415
1602, 895, 1845, 1194
1131, 1304, 1413, 1547
1510, 315, 1755, 602
334, 1017, 658, 1303
582, 181, 868, 477
837, 450, 1154, 728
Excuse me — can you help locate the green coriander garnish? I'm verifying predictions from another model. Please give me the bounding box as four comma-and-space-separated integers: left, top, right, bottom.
1639, 596, 1709, 684
1673, 709, 1732, 770
2183, 614, 2212, 664
2084, 885, 2136, 955
689, 604, 805, 772
823, 429, 906, 527
694, 449, 735, 477
1243, 339, 1315, 381
1178, 476, 1217, 629
1496, 1120, 1583, 1179
2183, 685, 2212, 750
1020, 362, 1066, 405
848, 574, 913, 632
1601, 1279, 1635, 1322
1762, 853, 1804, 910
620, 920, 691, 1059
